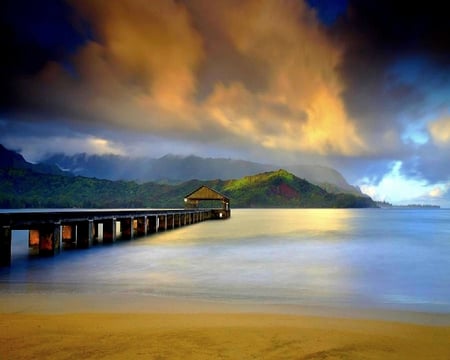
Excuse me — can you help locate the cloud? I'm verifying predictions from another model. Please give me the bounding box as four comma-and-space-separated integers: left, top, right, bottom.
18, 0, 205, 133
1, 133, 124, 162
2, 0, 450, 205
8, 0, 371, 160
358, 160, 450, 206
428, 186, 447, 198
337, 1, 449, 138
428, 114, 450, 147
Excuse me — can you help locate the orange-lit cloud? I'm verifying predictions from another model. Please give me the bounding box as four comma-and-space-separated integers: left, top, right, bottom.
201, 0, 366, 155
428, 114, 450, 147
19, 0, 370, 158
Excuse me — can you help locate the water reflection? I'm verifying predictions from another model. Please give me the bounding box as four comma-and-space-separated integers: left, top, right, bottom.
149, 209, 353, 245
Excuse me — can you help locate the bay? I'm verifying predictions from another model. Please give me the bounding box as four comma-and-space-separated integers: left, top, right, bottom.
1, 209, 449, 313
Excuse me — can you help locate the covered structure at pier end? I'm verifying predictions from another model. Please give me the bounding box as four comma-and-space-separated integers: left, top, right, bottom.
184, 186, 230, 219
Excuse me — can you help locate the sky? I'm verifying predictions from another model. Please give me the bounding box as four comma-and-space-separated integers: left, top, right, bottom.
1, 0, 449, 206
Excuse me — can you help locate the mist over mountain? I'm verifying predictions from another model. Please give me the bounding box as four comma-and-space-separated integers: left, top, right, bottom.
0, 144, 374, 208
0, 144, 66, 176
42, 152, 363, 195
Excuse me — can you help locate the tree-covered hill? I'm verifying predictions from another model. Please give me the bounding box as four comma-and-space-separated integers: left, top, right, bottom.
221, 169, 375, 208
0, 168, 377, 209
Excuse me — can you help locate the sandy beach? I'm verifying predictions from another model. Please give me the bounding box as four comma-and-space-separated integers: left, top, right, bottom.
1, 293, 449, 359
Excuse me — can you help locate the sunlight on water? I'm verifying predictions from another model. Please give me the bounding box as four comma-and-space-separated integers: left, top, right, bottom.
1, 209, 449, 312
150, 209, 353, 244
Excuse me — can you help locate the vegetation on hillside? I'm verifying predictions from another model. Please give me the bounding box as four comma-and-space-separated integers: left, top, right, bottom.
0, 168, 377, 209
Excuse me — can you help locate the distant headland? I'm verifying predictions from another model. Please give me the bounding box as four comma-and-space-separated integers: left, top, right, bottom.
376, 201, 441, 209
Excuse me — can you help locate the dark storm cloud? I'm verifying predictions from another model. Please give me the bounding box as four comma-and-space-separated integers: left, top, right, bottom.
0, 0, 85, 110
328, 0, 450, 188
347, 1, 449, 59
335, 0, 449, 140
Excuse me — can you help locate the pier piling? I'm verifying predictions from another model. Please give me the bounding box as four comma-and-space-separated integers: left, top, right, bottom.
77, 220, 93, 249
102, 219, 116, 243
1, 225, 11, 267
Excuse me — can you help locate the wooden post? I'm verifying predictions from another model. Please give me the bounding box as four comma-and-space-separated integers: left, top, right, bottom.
29, 229, 39, 249
38, 223, 61, 256
92, 221, 100, 243
61, 225, 76, 248
137, 216, 147, 236
0, 225, 12, 267
120, 218, 133, 240
159, 214, 167, 231
103, 218, 116, 243
77, 220, 93, 248
150, 215, 157, 233
132, 218, 138, 239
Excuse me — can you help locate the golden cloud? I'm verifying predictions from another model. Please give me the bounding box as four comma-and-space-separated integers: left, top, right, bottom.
22, 0, 369, 156
428, 114, 450, 147
201, 0, 366, 155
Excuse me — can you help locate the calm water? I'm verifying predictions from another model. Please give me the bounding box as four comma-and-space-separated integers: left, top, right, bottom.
1, 209, 449, 313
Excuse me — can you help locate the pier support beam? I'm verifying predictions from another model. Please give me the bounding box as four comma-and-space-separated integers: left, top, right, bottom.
29, 223, 61, 256
77, 220, 93, 249
0, 225, 11, 267
148, 215, 157, 233
61, 225, 76, 248
136, 216, 147, 237
167, 214, 174, 230
103, 218, 116, 243
120, 218, 133, 240
158, 215, 167, 231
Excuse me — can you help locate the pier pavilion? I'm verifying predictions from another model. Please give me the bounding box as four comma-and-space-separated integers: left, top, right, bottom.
184, 185, 230, 219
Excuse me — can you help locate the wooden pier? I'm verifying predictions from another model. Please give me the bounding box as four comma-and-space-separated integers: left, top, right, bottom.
1, 208, 228, 266
0, 186, 231, 266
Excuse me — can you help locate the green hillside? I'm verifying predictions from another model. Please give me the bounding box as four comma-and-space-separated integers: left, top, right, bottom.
0, 168, 376, 209
221, 169, 375, 208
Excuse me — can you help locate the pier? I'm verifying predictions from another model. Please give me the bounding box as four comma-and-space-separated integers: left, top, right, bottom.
0, 186, 231, 266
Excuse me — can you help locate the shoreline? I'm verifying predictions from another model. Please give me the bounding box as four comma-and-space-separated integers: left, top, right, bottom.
2, 293, 449, 359
1, 292, 449, 326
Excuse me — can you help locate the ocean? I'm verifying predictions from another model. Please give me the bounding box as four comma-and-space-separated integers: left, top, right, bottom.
1, 208, 449, 313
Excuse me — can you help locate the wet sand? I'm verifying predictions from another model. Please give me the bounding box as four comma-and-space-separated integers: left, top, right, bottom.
1, 293, 449, 359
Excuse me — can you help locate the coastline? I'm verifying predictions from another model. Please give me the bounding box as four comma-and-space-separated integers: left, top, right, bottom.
1, 292, 450, 325
1, 293, 449, 359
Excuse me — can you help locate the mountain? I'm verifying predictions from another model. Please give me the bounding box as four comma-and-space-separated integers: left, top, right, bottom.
0, 166, 376, 209
0, 144, 67, 176
221, 169, 375, 208
42, 153, 271, 182
42, 152, 362, 195
0, 144, 364, 196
